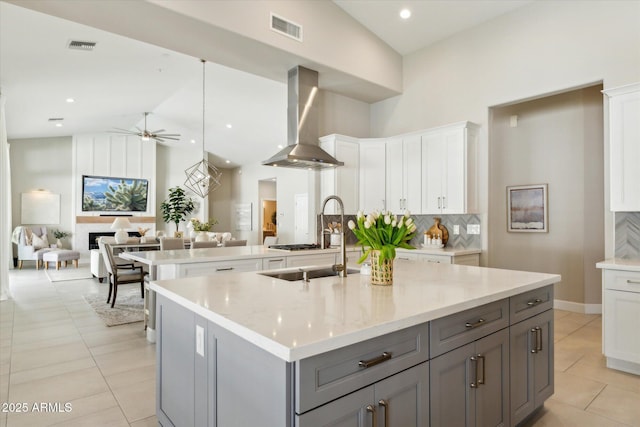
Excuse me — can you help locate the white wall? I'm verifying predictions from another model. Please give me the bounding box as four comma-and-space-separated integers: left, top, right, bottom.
9, 137, 73, 252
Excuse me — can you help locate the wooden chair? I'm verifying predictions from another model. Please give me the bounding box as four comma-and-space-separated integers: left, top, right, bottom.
222, 239, 247, 247
160, 237, 185, 250
100, 242, 144, 308
191, 240, 220, 249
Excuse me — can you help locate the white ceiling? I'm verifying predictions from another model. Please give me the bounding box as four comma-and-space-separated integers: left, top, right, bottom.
0, 1, 532, 167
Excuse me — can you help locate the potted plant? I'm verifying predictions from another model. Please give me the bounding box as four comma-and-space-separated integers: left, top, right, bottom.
52, 229, 71, 249
160, 186, 195, 237
190, 217, 218, 241
348, 210, 416, 285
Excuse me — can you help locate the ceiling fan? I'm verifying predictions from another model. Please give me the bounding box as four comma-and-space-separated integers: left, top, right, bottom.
110, 112, 181, 143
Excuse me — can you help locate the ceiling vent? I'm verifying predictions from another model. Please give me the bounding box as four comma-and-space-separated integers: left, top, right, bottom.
67, 40, 97, 51
270, 13, 303, 42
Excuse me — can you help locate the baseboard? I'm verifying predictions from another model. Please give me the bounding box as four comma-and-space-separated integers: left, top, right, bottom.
554, 299, 602, 314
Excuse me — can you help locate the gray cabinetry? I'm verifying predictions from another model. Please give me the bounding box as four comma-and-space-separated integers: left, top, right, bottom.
430, 328, 509, 427
297, 362, 429, 427
510, 304, 554, 425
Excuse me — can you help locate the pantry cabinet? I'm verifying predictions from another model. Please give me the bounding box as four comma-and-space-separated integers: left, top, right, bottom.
320, 135, 360, 214
386, 135, 422, 214
422, 122, 479, 215
359, 139, 387, 213
604, 83, 640, 211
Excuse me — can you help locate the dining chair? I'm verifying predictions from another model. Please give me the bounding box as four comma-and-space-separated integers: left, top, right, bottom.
191, 240, 220, 249
160, 237, 185, 250
100, 242, 145, 308
222, 239, 247, 247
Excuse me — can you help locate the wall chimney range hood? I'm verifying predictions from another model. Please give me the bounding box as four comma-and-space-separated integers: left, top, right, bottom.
262, 66, 343, 170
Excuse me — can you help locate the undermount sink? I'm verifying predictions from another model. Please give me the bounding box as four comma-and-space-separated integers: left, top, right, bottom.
259, 266, 359, 281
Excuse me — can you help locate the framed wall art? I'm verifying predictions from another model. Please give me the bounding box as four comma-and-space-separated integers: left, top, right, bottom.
507, 184, 548, 233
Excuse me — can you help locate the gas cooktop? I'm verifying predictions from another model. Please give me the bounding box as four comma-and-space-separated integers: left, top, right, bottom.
268, 244, 322, 251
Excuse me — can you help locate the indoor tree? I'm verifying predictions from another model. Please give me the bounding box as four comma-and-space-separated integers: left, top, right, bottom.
160, 186, 195, 235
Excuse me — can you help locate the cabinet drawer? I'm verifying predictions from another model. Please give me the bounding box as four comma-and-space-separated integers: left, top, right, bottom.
417, 254, 449, 264
510, 285, 554, 324
430, 299, 509, 358
295, 322, 429, 414
603, 269, 640, 293
178, 259, 262, 278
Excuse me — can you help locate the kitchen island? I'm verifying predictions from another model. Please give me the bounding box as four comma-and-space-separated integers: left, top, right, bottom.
151, 260, 559, 426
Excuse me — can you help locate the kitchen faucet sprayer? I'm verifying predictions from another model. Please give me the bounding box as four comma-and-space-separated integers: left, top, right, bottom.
320, 195, 347, 278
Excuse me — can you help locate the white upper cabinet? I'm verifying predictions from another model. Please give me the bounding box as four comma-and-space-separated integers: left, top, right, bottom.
359, 139, 387, 213
319, 135, 360, 214
386, 135, 422, 214
604, 83, 640, 211
422, 122, 479, 215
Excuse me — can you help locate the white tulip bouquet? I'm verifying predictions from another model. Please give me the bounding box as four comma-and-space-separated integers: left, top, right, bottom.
348, 210, 417, 264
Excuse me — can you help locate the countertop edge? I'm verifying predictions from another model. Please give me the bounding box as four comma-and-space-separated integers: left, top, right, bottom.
596, 258, 640, 271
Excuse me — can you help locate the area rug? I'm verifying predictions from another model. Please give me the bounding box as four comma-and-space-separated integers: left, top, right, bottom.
45, 266, 93, 282
83, 290, 144, 327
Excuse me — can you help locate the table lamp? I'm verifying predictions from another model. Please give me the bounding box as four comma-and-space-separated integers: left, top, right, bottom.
111, 217, 133, 244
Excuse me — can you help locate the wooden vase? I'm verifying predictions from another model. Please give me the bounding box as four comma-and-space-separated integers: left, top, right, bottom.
370, 250, 393, 286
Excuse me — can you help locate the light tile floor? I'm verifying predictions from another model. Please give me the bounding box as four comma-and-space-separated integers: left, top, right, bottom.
1, 267, 639, 426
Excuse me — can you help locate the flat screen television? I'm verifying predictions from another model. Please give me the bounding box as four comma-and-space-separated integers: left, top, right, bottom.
82, 175, 149, 212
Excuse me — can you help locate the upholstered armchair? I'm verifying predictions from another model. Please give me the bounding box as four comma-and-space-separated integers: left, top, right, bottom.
16, 226, 54, 269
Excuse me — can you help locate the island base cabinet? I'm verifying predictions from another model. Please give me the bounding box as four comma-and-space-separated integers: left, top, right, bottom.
430, 328, 510, 427
509, 309, 554, 426
296, 362, 429, 427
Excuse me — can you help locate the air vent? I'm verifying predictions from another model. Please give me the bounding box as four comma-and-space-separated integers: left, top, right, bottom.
270, 13, 302, 42
67, 40, 97, 51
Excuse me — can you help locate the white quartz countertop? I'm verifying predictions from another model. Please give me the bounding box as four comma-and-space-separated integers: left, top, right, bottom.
120, 245, 340, 265
596, 258, 640, 272
150, 261, 560, 362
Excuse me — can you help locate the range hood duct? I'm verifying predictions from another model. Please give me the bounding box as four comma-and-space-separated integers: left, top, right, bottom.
262, 66, 344, 170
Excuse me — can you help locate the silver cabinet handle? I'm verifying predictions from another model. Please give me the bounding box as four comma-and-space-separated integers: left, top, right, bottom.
465, 318, 485, 329
215, 267, 234, 272
477, 354, 485, 385
470, 355, 479, 388
366, 405, 377, 427
270, 258, 284, 262
627, 280, 640, 284
359, 352, 392, 368
530, 326, 542, 353
442, 196, 446, 209
527, 298, 543, 307
378, 399, 389, 427
437, 196, 441, 209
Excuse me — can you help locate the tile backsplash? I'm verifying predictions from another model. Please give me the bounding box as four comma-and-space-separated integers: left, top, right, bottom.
615, 212, 640, 258
317, 214, 482, 249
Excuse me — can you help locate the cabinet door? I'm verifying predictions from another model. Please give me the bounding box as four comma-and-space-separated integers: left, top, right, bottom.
296, 386, 372, 427
374, 362, 429, 427
321, 137, 360, 214
510, 309, 554, 426
475, 328, 510, 427
430, 342, 474, 427
608, 85, 640, 211
263, 257, 286, 270
604, 289, 640, 363
386, 137, 404, 213
442, 127, 466, 214
360, 141, 387, 213
404, 135, 423, 214
422, 132, 444, 214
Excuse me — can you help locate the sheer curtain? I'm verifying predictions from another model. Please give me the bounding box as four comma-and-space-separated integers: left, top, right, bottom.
1, 93, 12, 300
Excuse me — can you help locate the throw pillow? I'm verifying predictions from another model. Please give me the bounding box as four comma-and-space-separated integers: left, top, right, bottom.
31, 233, 49, 250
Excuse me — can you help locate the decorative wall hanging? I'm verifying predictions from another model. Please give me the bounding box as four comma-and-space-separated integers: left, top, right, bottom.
507, 184, 548, 232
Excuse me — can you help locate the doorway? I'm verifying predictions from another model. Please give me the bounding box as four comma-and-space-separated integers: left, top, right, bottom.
259, 178, 277, 243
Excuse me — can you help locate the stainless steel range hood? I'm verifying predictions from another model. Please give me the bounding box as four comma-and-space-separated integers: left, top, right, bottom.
262, 66, 344, 170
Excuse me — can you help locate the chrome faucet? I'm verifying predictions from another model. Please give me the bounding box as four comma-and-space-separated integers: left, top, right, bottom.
320, 195, 347, 277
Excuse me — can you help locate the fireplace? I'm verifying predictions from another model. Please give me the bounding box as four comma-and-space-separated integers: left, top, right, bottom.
88, 231, 141, 250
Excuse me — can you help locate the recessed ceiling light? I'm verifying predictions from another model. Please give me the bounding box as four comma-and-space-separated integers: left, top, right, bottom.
277, 144, 284, 149
190, 139, 196, 144
66, 98, 75, 103
225, 160, 231, 164
226, 123, 232, 129
55, 123, 63, 127
399, 8, 411, 19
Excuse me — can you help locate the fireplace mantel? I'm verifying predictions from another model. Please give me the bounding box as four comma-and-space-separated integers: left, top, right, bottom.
76, 216, 156, 224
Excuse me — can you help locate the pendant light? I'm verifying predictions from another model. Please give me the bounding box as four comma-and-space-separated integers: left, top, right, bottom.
184, 59, 222, 198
